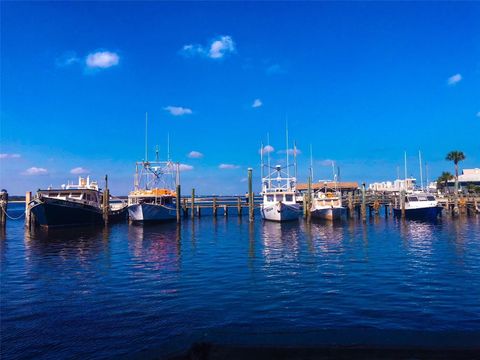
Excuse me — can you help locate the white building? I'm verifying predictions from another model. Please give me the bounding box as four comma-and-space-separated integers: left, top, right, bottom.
447, 168, 480, 191
368, 178, 416, 192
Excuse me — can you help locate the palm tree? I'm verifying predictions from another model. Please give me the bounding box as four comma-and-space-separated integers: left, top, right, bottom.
436, 171, 454, 193
446, 151, 466, 214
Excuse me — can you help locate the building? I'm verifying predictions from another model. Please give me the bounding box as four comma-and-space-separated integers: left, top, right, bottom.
368, 178, 416, 192
297, 181, 359, 195
447, 168, 480, 192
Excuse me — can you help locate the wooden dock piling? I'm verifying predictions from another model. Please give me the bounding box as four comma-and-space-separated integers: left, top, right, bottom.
25, 191, 32, 228
176, 185, 181, 223
213, 197, 217, 217
400, 190, 406, 219
248, 168, 254, 222
361, 183, 367, 221
237, 197, 242, 216
103, 175, 109, 225
0, 189, 8, 228
191, 188, 195, 219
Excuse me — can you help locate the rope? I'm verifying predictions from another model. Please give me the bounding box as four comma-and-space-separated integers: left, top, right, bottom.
1, 206, 25, 220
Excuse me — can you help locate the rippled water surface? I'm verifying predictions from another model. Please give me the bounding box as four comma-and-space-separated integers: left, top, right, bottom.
1, 203, 480, 359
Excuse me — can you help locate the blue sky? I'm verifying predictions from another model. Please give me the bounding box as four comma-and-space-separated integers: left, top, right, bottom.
1, 2, 479, 195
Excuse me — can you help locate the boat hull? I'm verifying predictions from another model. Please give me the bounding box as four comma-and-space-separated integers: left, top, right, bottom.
393, 206, 443, 220
30, 198, 103, 228
108, 205, 128, 222
261, 203, 300, 222
311, 206, 346, 221
128, 203, 176, 222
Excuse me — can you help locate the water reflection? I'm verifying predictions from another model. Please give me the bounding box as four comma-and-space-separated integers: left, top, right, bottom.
398, 220, 435, 257
127, 222, 181, 272
262, 221, 302, 263
24, 225, 108, 263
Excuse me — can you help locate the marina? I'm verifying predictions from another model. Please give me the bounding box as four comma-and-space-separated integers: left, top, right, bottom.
1, 202, 479, 359
2, 1, 480, 359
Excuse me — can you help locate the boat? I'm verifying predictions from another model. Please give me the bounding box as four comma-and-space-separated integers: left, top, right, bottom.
260, 164, 301, 222
392, 151, 442, 220
29, 176, 104, 227
127, 160, 179, 223
393, 192, 443, 220
310, 186, 346, 221
260, 134, 301, 221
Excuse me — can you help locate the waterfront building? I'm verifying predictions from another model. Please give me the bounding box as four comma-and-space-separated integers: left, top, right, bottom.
447, 168, 480, 192
368, 178, 416, 192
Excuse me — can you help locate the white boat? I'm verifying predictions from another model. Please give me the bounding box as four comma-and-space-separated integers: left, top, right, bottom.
259, 130, 301, 222
393, 191, 442, 220
128, 160, 179, 222
260, 163, 301, 222
128, 113, 180, 223
310, 188, 346, 221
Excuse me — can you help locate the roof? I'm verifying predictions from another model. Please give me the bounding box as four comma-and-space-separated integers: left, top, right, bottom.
297, 181, 359, 191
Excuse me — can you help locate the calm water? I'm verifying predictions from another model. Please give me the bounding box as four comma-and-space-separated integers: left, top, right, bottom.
1, 203, 480, 359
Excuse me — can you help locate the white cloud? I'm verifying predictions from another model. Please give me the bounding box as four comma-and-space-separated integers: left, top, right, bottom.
252, 99, 262, 108
0, 153, 21, 159
164, 106, 192, 116
447, 73, 462, 85
219, 164, 240, 169
22, 167, 48, 175
266, 64, 286, 75
180, 35, 236, 60
86, 51, 119, 69
209, 36, 235, 59
278, 148, 302, 155
179, 164, 194, 171
56, 51, 80, 67
188, 151, 203, 159
318, 159, 335, 166
259, 145, 275, 155
70, 167, 90, 175
240, 177, 248, 182
476, 111, 480, 118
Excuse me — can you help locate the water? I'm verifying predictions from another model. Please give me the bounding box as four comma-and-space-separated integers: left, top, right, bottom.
1, 203, 480, 359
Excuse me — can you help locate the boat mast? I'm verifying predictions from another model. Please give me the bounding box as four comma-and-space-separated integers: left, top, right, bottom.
404, 151, 407, 190
155, 145, 159, 162
167, 132, 171, 162
285, 119, 290, 180
260, 142, 264, 182
145, 112, 148, 162
309, 144, 314, 182
418, 150, 423, 191
425, 162, 429, 191
267, 132, 271, 189
293, 141, 297, 181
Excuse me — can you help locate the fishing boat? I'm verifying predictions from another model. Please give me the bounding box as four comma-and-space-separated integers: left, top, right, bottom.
260, 165, 301, 221
259, 132, 300, 222
127, 159, 179, 223
29, 176, 106, 227
310, 185, 346, 221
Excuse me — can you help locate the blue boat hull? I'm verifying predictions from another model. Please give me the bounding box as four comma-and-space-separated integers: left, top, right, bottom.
393, 206, 442, 220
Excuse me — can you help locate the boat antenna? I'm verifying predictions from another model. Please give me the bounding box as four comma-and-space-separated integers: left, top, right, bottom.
418, 150, 423, 191
167, 132, 171, 162
267, 132, 271, 189
155, 145, 159, 162
309, 144, 314, 182
425, 161, 429, 192
293, 141, 298, 180
145, 112, 148, 162
260, 141, 264, 181
285, 117, 289, 179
